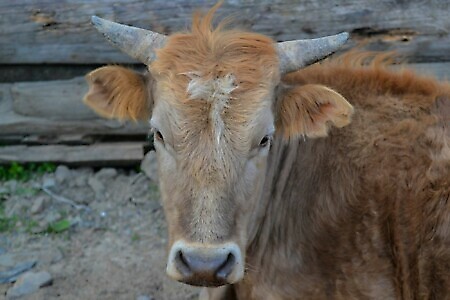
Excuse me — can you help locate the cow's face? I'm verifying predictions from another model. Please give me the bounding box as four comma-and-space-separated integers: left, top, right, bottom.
147, 33, 279, 286
84, 7, 353, 288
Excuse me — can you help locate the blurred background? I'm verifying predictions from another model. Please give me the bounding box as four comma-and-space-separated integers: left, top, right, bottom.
0, 0, 449, 299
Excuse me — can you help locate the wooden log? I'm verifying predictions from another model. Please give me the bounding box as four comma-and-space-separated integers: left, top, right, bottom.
0, 82, 148, 135
21, 134, 96, 145
0, 0, 449, 64
11, 77, 96, 120
407, 63, 449, 81
0, 143, 145, 165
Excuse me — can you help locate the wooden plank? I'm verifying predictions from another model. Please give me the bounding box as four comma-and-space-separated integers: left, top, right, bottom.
21, 134, 96, 145
0, 0, 449, 64
11, 77, 96, 120
408, 63, 449, 81
0, 143, 145, 165
0, 83, 148, 135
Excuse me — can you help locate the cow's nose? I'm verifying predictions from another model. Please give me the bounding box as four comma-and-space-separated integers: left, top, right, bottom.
177, 249, 235, 280
166, 241, 244, 287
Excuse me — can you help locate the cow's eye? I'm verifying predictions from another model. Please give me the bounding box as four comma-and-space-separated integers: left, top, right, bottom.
259, 135, 271, 148
154, 129, 164, 144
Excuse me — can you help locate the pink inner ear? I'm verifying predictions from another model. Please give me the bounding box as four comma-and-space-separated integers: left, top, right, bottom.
85, 79, 114, 115
277, 84, 353, 139
306, 102, 337, 136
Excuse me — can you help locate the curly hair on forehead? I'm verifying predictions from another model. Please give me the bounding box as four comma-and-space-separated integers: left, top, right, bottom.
150, 1, 280, 102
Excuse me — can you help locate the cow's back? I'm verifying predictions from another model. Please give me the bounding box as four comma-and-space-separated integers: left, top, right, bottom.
244, 53, 450, 299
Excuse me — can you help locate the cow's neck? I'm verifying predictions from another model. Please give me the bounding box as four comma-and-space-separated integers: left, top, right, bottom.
244, 135, 345, 297
247, 136, 303, 266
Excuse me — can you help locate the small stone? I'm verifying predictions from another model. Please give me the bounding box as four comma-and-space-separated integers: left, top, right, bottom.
88, 176, 105, 200
140, 152, 158, 182
55, 165, 71, 184
44, 211, 61, 224
30, 196, 46, 215
0, 260, 37, 284
42, 177, 55, 189
0, 253, 15, 269
30, 222, 47, 234
130, 175, 151, 200
73, 175, 87, 188
136, 295, 153, 300
5, 180, 18, 193
0, 186, 7, 194
6, 271, 52, 299
95, 168, 118, 181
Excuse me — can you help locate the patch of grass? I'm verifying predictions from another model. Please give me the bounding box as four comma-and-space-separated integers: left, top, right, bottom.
0, 162, 57, 182
14, 187, 40, 197
0, 202, 72, 235
45, 219, 71, 234
131, 232, 141, 242
148, 183, 160, 200
0, 203, 18, 233
24, 219, 39, 234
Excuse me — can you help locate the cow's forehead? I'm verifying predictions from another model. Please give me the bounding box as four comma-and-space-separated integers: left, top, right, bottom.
150, 27, 280, 103
152, 79, 273, 150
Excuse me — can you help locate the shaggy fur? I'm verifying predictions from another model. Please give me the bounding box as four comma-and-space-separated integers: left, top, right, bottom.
84, 4, 450, 299
277, 84, 354, 139
237, 53, 450, 299
84, 66, 151, 120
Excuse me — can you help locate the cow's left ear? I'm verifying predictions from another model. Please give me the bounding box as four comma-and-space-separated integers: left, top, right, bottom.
276, 84, 354, 139
83, 66, 151, 121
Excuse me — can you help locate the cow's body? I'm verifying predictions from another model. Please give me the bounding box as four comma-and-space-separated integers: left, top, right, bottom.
224, 56, 450, 299
84, 5, 450, 299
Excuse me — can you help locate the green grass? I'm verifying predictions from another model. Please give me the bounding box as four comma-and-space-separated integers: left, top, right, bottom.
0, 202, 71, 235
0, 162, 57, 182
0, 203, 18, 233
131, 232, 141, 242
45, 219, 71, 234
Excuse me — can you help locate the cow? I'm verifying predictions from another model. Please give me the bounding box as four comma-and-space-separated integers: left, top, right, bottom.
83, 3, 450, 300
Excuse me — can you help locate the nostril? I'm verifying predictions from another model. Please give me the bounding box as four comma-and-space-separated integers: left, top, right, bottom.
175, 250, 192, 277
216, 253, 236, 280
167, 243, 243, 286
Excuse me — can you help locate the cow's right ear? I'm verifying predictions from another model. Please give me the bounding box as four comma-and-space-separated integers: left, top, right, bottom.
276, 84, 354, 139
83, 66, 151, 121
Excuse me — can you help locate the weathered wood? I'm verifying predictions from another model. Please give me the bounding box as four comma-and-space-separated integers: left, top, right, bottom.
408, 63, 449, 80
0, 143, 145, 165
11, 77, 96, 120
21, 134, 96, 145
0, 82, 148, 135
0, 0, 449, 64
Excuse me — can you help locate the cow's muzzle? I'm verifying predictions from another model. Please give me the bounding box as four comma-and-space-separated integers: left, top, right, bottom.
166, 241, 244, 287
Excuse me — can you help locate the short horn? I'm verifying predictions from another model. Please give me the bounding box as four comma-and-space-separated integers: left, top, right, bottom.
91, 16, 167, 65
276, 32, 349, 74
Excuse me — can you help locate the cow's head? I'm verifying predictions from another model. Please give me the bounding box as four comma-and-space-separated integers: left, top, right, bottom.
84, 4, 353, 287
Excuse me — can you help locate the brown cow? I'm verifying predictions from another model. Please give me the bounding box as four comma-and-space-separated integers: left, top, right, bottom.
83, 4, 450, 300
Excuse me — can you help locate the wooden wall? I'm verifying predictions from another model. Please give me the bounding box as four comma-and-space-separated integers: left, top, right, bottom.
1, 0, 449, 164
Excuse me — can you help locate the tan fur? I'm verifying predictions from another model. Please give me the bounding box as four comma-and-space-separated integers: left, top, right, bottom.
239, 53, 450, 299
84, 66, 150, 121
84, 4, 450, 299
277, 84, 354, 139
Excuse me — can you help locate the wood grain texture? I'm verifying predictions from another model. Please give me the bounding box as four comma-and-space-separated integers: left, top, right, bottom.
11, 77, 96, 120
1, 0, 449, 64
0, 82, 148, 135
0, 143, 145, 164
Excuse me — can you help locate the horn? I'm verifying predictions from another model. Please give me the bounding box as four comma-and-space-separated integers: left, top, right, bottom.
91, 16, 167, 65
276, 32, 349, 74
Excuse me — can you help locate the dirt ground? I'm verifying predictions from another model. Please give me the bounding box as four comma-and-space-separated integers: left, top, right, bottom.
0, 165, 200, 299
